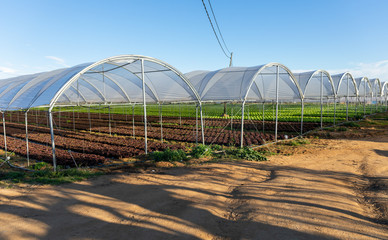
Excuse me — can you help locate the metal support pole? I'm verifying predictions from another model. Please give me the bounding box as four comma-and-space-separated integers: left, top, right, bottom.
88, 107, 91, 133
195, 105, 198, 144
301, 99, 304, 135
272, 101, 275, 121
73, 106, 75, 131
355, 97, 358, 117
200, 104, 205, 145
48, 110, 57, 171
334, 97, 337, 125
240, 102, 245, 148
2, 112, 7, 160
25, 112, 29, 166
320, 72, 323, 128
231, 106, 233, 131
346, 75, 349, 121
179, 103, 182, 126
141, 59, 148, 154
275, 65, 280, 142
385, 93, 388, 112
262, 102, 265, 133
364, 80, 366, 116
58, 107, 61, 129
159, 103, 163, 142
132, 104, 135, 137
108, 105, 112, 136
375, 85, 378, 113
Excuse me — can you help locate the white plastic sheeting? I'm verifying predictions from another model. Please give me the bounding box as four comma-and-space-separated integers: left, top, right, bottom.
331, 72, 358, 97
293, 70, 335, 99
0, 57, 385, 110
355, 77, 372, 98
186, 63, 303, 102
370, 78, 382, 97
0, 55, 200, 111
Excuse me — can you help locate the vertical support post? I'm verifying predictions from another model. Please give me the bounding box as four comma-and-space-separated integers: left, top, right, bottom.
230, 106, 233, 131
88, 106, 91, 133
108, 105, 112, 136
48, 110, 57, 171
200, 104, 205, 145
25, 112, 29, 166
141, 59, 148, 154
375, 85, 378, 113
275, 65, 280, 142
132, 104, 135, 137
159, 103, 163, 142
364, 80, 366, 116
262, 102, 265, 133
272, 101, 275, 121
320, 72, 323, 128
240, 102, 245, 148
195, 105, 198, 144
2, 112, 7, 161
334, 96, 337, 125
73, 106, 75, 132
179, 103, 182, 126
346, 75, 349, 121
355, 96, 358, 117
385, 92, 388, 112
58, 107, 61, 129
301, 99, 304, 135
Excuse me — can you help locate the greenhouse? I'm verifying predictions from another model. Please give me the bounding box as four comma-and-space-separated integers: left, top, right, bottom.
0, 55, 385, 170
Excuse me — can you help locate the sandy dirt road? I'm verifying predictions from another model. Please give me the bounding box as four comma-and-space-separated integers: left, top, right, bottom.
0, 134, 388, 239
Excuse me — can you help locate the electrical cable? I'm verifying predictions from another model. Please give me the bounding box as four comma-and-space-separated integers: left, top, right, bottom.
201, 0, 231, 59
207, 0, 231, 55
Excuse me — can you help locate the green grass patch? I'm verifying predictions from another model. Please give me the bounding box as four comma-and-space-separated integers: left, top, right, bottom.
149, 149, 187, 162
282, 138, 310, 146
0, 168, 102, 185
226, 147, 267, 161
342, 122, 360, 127
190, 144, 213, 158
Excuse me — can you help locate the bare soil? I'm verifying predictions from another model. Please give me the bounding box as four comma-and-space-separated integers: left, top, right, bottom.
1, 117, 388, 239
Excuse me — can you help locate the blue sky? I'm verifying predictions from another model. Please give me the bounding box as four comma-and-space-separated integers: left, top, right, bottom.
1, 0, 388, 80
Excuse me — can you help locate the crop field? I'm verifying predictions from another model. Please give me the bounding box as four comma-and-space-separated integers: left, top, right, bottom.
0, 102, 386, 167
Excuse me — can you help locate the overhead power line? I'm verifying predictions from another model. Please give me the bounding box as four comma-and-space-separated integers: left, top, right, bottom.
201, 0, 233, 66
207, 0, 231, 55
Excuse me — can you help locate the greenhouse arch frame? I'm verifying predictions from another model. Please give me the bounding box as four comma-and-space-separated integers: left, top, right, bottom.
0, 54, 386, 171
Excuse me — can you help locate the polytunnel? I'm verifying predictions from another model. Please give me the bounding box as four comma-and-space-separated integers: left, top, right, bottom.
186, 63, 303, 102
293, 70, 335, 98
370, 78, 382, 112
0, 55, 201, 111
293, 70, 336, 128
382, 82, 388, 110
330, 73, 358, 120
0, 55, 203, 170
186, 63, 303, 147
354, 77, 372, 115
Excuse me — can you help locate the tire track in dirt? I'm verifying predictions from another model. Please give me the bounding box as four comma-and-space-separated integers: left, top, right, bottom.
215, 166, 274, 240
357, 156, 388, 225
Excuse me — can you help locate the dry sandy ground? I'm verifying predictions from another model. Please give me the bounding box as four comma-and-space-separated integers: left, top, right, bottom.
0, 135, 388, 239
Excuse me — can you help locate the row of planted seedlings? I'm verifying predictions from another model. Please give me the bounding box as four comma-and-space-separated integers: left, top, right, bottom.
1, 98, 386, 169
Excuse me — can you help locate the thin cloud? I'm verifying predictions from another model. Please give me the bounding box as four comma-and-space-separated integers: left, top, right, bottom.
45, 56, 69, 67
294, 60, 388, 83
328, 60, 388, 81
0, 66, 16, 74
